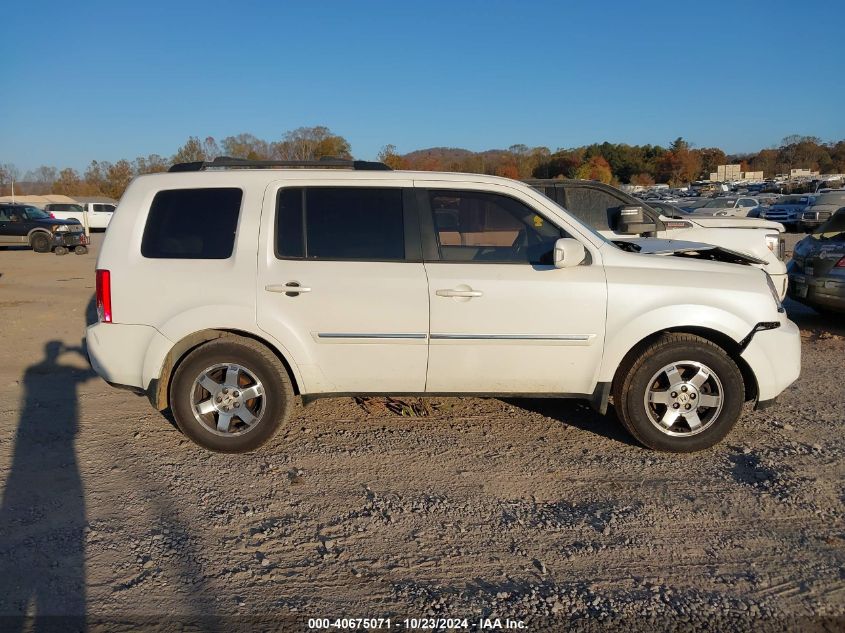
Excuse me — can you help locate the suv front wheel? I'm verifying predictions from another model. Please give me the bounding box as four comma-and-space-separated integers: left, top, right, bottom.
170, 338, 293, 453
613, 333, 745, 452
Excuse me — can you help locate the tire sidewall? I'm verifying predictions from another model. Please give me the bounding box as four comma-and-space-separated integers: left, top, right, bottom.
170, 342, 290, 453
623, 342, 744, 452
31, 233, 51, 253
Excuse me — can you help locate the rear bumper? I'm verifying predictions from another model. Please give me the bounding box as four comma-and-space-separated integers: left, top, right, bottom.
86, 322, 158, 389
788, 274, 845, 313
740, 319, 801, 402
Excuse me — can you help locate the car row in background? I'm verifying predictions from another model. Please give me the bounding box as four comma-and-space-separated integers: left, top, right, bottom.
0, 203, 89, 254
43, 201, 116, 230
788, 207, 845, 314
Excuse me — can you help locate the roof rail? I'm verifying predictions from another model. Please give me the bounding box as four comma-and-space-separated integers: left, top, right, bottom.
168, 156, 392, 173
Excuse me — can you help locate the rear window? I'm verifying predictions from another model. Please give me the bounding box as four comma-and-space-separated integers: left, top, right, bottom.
141, 188, 242, 259
275, 187, 405, 260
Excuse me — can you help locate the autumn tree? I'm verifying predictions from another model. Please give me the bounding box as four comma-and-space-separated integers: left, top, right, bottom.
630, 172, 655, 186
172, 136, 208, 164
273, 126, 351, 161
377, 144, 407, 169
53, 168, 83, 195
574, 155, 613, 183
101, 160, 134, 199
134, 154, 169, 174
221, 134, 272, 160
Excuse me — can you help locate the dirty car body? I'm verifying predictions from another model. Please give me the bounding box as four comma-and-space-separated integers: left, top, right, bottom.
789, 209, 845, 314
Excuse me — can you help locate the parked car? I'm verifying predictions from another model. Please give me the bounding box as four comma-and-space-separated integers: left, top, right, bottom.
799, 191, 845, 232
759, 195, 811, 230
690, 197, 761, 218
0, 203, 89, 253
788, 208, 845, 314
44, 201, 116, 230
526, 180, 788, 298
86, 158, 800, 454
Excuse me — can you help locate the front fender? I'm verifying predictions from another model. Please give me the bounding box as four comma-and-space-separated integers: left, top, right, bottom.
598, 304, 754, 384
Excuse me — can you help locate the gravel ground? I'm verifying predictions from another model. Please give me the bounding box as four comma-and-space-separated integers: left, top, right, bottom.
0, 233, 842, 632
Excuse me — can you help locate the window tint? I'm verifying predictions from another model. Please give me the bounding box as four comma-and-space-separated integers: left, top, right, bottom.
562, 187, 625, 231
0, 209, 9, 221
276, 187, 405, 260
430, 190, 565, 264
141, 188, 242, 259
93, 204, 115, 213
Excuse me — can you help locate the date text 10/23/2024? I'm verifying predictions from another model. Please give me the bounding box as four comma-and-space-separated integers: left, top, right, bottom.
308, 617, 527, 629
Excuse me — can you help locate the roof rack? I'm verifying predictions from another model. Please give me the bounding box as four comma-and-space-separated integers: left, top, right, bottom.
168, 156, 392, 173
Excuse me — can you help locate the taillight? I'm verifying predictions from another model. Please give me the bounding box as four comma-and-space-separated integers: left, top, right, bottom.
836, 257, 845, 268
96, 269, 112, 323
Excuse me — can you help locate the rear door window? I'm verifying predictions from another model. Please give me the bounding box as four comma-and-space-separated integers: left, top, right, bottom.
141, 188, 242, 259
275, 187, 406, 260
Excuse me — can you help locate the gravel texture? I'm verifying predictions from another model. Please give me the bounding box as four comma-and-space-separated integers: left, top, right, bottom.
0, 233, 842, 632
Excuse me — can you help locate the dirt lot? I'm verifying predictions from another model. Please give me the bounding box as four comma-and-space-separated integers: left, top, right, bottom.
0, 233, 843, 631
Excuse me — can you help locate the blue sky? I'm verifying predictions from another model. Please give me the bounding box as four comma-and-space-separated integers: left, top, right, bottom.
2, 0, 843, 172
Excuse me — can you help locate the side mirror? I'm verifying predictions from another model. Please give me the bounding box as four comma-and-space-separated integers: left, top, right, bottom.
616, 205, 657, 234
553, 238, 586, 269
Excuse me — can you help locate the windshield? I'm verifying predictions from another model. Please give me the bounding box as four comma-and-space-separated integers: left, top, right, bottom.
530, 188, 615, 248
24, 207, 50, 220
703, 199, 735, 208
813, 209, 845, 239
812, 193, 845, 206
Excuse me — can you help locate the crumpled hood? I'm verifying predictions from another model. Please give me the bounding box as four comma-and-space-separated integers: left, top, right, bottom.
613, 237, 767, 265
685, 215, 784, 232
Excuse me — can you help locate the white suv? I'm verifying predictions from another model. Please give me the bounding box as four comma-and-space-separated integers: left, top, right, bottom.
86, 158, 801, 453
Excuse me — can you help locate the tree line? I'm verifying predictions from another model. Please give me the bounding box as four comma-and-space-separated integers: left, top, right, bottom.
2, 129, 844, 200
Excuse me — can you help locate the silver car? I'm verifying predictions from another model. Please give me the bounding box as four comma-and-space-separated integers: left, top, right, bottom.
788, 208, 845, 314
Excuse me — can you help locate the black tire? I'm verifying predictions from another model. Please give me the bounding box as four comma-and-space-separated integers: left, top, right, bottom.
30, 232, 52, 253
169, 338, 294, 453
612, 333, 745, 452
74, 245, 88, 255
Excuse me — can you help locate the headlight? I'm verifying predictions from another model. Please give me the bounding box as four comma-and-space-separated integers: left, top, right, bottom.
53, 225, 69, 232
765, 272, 785, 313
764, 233, 779, 256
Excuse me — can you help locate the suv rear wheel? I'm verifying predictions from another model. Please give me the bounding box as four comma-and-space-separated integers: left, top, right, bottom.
613, 333, 744, 452
170, 338, 293, 452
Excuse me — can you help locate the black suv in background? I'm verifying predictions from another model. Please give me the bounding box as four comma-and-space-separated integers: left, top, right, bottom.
0, 204, 88, 254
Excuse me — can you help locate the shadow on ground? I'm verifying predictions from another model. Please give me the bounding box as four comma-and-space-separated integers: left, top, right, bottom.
505, 398, 640, 448
0, 340, 94, 630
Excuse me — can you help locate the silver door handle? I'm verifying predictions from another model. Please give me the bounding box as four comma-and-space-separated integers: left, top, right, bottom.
436, 289, 483, 298
265, 282, 312, 295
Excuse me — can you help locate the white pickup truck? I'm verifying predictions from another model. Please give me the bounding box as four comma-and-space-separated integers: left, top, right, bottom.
526, 180, 787, 298
44, 202, 116, 230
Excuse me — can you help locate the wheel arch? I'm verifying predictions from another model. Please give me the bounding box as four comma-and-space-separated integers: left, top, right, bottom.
149, 328, 301, 411
610, 326, 758, 404
27, 228, 52, 243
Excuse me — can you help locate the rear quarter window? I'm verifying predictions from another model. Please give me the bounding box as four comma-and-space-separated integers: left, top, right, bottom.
141, 188, 242, 259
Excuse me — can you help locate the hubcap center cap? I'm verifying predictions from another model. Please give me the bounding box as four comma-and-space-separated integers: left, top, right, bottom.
670, 382, 699, 409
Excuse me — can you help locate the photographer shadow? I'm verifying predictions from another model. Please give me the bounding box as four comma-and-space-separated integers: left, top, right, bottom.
0, 341, 94, 629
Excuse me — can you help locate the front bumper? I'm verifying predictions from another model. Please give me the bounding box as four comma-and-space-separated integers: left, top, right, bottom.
740, 319, 801, 403
54, 231, 88, 247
